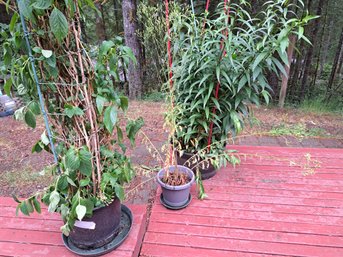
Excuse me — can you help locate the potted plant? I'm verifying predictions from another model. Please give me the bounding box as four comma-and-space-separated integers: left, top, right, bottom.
170, 1, 315, 180
1, 0, 143, 254
157, 164, 195, 209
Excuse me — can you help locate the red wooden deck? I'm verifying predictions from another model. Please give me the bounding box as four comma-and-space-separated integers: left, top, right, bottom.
141, 145, 343, 257
0, 197, 147, 257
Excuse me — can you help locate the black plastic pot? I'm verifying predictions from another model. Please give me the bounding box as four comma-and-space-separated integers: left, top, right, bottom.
69, 198, 121, 249
176, 152, 217, 180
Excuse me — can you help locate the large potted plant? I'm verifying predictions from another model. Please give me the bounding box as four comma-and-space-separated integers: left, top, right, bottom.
170, 1, 315, 180
1, 0, 143, 254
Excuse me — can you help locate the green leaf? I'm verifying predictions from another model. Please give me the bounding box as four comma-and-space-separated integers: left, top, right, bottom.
48, 191, 60, 212
41, 131, 50, 145
18, 0, 33, 20
298, 26, 304, 39
104, 106, 117, 133
9, 13, 19, 32
26, 199, 34, 214
302, 15, 319, 23
76, 204, 87, 221
24, 110, 36, 129
115, 185, 125, 201
80, 198, 94, 215
33, 47, 42, 53
49, 8, 69, 42
261, 90, 270, 105
117, 126, 123, 143
29, 101, 41, 115
4, 78, 12, 96
46, 55, 57, 67
19, 202, 29, 216
32, 0, 53, 10
252, 52, 268, 70
79, 148, 92, 177
96, 95, 107, 113
12, 195, 21, 204
32, 142, 43, 153
42, 49, 53, 58
67, 177, 77, 187
17, 84, 27, 95
80, 178, 90, 187
122, 46, 136, 63
32, 198, 41, 214
64, 105, 84, 118
57, 176, 69, 191
120, 96, 129, 111
99, 40, 115, 57
280, 37, 289, 54
126, 117, 144, 146
65, 148, 81, 171
61, 223, 71, 236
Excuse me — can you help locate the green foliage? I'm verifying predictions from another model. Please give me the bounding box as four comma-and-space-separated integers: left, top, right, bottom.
170, 0, 312, 158
137, 1, 189, 90
299, 97, 343, 114
142, 90, 165, 102
49, 8, 68, 42
2, 0, 144, 236
268, 123, 328, 138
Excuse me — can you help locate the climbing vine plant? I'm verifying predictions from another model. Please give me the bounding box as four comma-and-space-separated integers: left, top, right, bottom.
1, 0, 143, 235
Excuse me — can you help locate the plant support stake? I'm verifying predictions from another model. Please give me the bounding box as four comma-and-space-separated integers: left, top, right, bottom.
17, 0, 60, 172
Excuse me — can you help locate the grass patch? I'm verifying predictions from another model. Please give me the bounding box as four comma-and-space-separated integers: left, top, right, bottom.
142, 91, 165, 102
0, 166, 53, 197
299, 98, 343, 114
268, 124, 329, 138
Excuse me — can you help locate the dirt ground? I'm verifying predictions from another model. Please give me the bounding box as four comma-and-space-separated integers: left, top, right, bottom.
0, 101, 342, 200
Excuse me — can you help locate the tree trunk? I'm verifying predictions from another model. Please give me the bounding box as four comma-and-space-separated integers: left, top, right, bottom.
319, 20, 333, 77
95, 3, 106, 42
327, 27, 343, 94
310, 1, 329, 90
279, 35, 296, 108
113, 0, 119, 33
266, 71, 279, 100
0, 3, 12, 24
122, 0, 143, 99
299, 0, 326, 101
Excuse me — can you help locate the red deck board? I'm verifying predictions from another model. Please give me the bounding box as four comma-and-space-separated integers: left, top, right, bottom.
141, 145, 343, 257
147, 222, 343, 248
144, 232, 343, 257
0, 198, 147, 257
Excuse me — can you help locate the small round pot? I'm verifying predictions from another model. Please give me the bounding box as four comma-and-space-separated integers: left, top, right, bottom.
176, 152, 216, 180
157, 165, 195, 207
69, 198, 121, 249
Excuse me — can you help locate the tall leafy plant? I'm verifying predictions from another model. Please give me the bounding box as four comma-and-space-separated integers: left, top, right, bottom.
171, 0, 315, 156
1, 0, 143, 235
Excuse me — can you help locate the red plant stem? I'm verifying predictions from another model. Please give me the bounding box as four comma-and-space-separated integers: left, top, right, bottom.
207, 0, 231, 149
202, 0, 211, 31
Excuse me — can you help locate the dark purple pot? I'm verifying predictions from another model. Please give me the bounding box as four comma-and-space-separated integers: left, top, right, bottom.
157, 165, 195, 207
69, 198, 121, 249
176, 152, 217, 180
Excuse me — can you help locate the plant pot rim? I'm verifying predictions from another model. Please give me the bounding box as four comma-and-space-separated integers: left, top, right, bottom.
157, 165, 195, 190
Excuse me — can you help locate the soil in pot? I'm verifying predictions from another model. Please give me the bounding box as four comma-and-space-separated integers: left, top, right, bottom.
161, 167, 191, 186
69, 198, 121, 249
